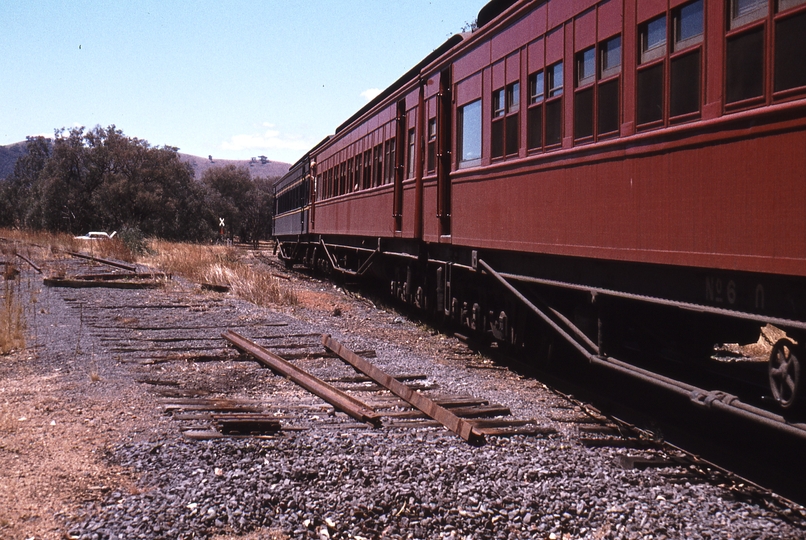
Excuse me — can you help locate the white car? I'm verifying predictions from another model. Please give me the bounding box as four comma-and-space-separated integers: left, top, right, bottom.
74, 231, 117, 240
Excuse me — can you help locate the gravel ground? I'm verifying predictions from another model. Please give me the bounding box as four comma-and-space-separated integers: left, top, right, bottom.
1, 245, 805, 539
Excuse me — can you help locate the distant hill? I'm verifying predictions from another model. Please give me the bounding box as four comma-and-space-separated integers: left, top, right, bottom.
179, 153, 290, 181
0, 142, 29, 180
0, 141, 290, 182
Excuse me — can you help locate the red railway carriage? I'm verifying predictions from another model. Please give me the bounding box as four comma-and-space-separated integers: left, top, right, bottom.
274, 0, 806, 409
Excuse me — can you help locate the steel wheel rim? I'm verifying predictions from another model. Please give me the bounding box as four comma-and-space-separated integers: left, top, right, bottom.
769, 338, 801, 409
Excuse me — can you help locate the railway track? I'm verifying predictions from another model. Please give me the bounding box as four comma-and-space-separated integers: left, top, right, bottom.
3, 240, 806, 538
57, 255, 806, 520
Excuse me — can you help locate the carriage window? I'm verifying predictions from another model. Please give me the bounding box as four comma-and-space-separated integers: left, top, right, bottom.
548, 62, 563, 97
575, 48, 596, 140
545, 101, 562, 145
506, 82, 520, 155
363, 151, 370, 189
457, 100, 482, 167
390, 139, 396, 181
595, 36, 621, 137
384, 139, 395, 185
527, 71, 544, 150
427, 118, 437, 173
674, 0, 703, 51
574, 88, 594, 139
600, 36, 621, 79
530, 71, 545, 104
340, 162, 347, 195
546, 62, 563, 146
598, 79, 620, 134
640, 15, 667, 64
373, 144, 383, 187
637, 63, 665, 124
492, 89, 505, 158
726, 27, 764, 102
493, 89, 505, 118
505, 114, 519, 155
774, 10, 806, 92
406, 128, 415, 178
492, 82, 520, 158
778, 0, 806, 10
507, 83, 520, 112
577, 48, 596, 87
730, 0, 767, 28
527, 106, 543, 149
670, 50, 701, 116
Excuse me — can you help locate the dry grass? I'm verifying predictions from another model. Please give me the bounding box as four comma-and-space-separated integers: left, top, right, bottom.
0, 278, 26, 355
84, 237, 136, 262
0, 228, 135, 262
1, 228, 78, 253
0, 228, 298, 318
143, 240, 298, 307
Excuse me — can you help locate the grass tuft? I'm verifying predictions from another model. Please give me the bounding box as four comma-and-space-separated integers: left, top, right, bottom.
144, 240, 298, 307
0, 279, 26, 355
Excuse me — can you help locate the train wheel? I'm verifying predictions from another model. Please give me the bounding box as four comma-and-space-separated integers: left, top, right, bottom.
769, 338, 801, 409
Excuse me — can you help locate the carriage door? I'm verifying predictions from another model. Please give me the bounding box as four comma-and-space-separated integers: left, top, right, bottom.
393, 100, 406, 232
436, 67, 452, 237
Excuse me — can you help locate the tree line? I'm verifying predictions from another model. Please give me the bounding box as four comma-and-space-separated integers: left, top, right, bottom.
0, 125, 277, 243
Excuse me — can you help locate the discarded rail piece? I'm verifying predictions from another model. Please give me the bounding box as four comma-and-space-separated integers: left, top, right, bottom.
213, 413, 282, 435
322, 334, 486, 445
43, 277, 164, 289
65, 251, 137, 272
222, 330, 382, 426
15, 253, 42, 274
72, 272, 171, 281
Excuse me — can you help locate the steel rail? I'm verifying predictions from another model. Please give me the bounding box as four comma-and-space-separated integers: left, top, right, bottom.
478, 258, 806, 441
322, 334, 486, 445
43, 278, 163, 289
72, 272, 170, 281
15, 253, 42, 274
222, 330, 382, 427
64, 251, 137, 272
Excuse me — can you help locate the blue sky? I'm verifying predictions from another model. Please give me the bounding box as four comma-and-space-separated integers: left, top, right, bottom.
1, 1, 488, 165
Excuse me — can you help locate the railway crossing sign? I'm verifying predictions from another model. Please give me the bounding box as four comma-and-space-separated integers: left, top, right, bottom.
219, 217, 225, 228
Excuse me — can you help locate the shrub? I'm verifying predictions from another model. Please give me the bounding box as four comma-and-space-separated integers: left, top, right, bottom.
117, 227, 150, 256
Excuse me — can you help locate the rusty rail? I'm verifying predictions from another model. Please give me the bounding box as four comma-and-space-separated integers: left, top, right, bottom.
15, 253, 42, 274
322, 334, 486, 445
65, 251, 137, 272
222, 330, 382, 427
72, 272, 170, 281
43, 278, 163, 289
